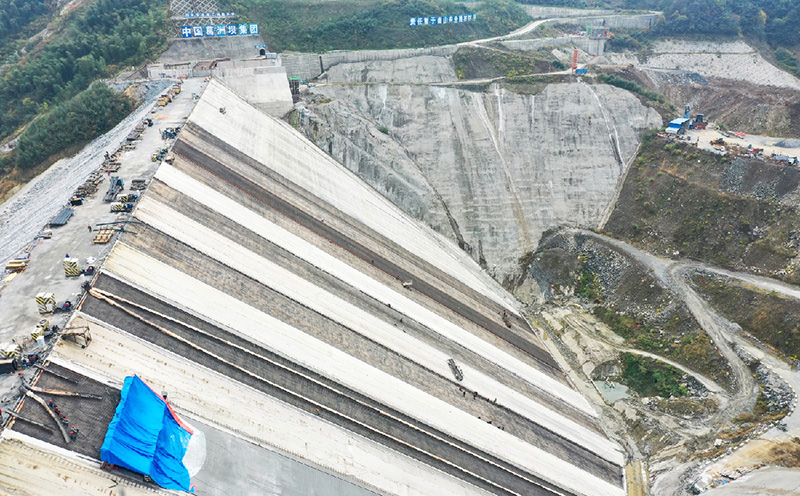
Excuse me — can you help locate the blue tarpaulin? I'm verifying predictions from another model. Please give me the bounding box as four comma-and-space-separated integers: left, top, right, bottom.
101, 375, 194, 492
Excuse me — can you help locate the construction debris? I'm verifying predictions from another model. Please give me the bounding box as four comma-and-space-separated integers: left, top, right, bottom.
103, 176, 124, 202
61, 325, 92, 348
5, 410, 55, 434
24, 390, 71, 443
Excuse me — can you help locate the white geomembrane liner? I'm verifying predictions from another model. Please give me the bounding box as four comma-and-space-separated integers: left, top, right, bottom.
134, 194, 619, 464
181, 419, 207, 477
154, 163, 594, 416
102, 244, 625, 496
188, 79, 517, 312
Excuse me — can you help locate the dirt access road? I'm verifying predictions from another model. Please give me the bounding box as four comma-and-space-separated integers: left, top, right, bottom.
572, 229, 757, 418
571, 229, 800, 494
687, 128, 800, 160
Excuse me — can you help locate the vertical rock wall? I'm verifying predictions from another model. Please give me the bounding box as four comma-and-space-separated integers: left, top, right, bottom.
298, 58, 661, 282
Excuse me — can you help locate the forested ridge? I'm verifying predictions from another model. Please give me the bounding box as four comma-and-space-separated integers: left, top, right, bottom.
0, 0, 168, 174
0, 0, 51, 57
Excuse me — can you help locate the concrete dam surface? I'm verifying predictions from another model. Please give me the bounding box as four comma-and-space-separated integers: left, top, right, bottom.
1, 80, 626, 496
299, 56, 661, 280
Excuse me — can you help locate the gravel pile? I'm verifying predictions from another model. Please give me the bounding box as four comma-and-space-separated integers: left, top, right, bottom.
775, 139, 800, 148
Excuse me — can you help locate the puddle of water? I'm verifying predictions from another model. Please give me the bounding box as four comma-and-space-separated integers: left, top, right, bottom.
594, 380, 631, 403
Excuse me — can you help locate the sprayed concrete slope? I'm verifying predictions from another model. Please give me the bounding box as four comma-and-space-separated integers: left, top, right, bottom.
605, 40, 800, 91
194, 79, 517, 311
299, 65, 662, 280
47, 80, 627, 496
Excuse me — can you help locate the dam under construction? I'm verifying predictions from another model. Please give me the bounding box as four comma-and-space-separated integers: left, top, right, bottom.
5, 0, 800, 494
0, 74, 626, 495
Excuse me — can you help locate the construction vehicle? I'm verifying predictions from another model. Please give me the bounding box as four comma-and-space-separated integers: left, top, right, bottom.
151, 148, 168, 162
118, 193, 138, 203
172, 83, 182, 95
710, 138, 725, 146
0, 342, 21, 371
31, 319, 50, 340
1, 342, 21, 360
157, 95, 171, 106
692, 114, 707, 130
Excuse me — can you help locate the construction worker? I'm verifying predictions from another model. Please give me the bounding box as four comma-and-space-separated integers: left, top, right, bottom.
88, 224, 92, 233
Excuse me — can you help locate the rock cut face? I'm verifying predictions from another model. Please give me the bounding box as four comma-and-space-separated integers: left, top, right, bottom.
300, 59, 662, 283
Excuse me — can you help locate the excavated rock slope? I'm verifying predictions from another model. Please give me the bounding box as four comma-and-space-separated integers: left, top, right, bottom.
607, 40, 800, 91
602, 40, 800, 138
299, 56, 661, 282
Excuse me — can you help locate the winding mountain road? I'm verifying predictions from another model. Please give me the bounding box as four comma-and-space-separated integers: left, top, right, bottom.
574, 229, 758, 419
568, 229, 800, 494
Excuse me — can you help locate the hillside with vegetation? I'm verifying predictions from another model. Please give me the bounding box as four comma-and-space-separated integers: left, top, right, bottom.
604, 133, 800, 283
0, 0, 169, 198
0, 0, 52, 59
693, 273, 800, 361
228, 0, 529, 52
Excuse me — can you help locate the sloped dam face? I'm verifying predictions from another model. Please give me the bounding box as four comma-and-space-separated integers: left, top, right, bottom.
297, 56, 662, 284
26, 79, 629, 496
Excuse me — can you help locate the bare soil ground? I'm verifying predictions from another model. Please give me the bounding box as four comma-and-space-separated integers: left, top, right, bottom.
692, 273, 800, 362
523, 229, 733, 390
604, 136, 800, 283
664, 79, 800, 139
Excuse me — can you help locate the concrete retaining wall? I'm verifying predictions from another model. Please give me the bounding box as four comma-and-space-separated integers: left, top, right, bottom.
501, 36, 606, 56
157, 37, 265, 64
284, 46, 459, 80
523, 6, 614, 19
282, 55, 324, 80
561, 13, 661, 29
